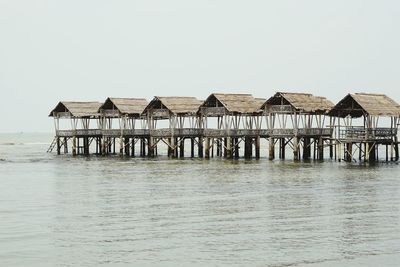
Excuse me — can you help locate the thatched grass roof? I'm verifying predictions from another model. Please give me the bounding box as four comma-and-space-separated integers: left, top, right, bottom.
202, 93, 262, 114
329, 93, 400, 118
49, 101, 102, 118
100, 97, 148, 117
262, 92, 334, 114
143, 96, 203, 116
255, 98, 267, 109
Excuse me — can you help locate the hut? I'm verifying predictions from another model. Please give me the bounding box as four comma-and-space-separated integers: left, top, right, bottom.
198, 93, 263, 159
48, 101, 102, 155
261, 92, 334, 160
142, 96, 203, 157
98, 97, 148, 156
328, 93, 400, 162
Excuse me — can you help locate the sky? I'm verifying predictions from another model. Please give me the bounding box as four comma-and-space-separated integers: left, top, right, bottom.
0, 0, 399, 132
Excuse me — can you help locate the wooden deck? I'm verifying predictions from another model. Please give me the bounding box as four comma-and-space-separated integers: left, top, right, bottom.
55, 127, 333, 138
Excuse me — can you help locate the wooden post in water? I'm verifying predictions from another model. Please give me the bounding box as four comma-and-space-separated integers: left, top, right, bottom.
303, 138, 310, 159
234, 137, 239, 159
369, 143, 376, 162
205, 137, 210, 159
244, 137, 251, 159
179, 137, 184, 158
124, 138, 130, 156
293, 136, 299, 161
56, 137, 61, 155
318, 137, 324, 160
269, 137, 275, 160
64, 137, 68, 154
226, 137, 233, 159
190, 138, 194, 158
167, 138, 172, 157
72, 136, 77, 156
255, 136, 260, 159
148, 137, 154, 157
131, 138, 135, 157
198, 137, 203, 158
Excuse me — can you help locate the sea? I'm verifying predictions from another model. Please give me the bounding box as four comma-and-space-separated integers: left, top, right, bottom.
0, 133, 400, 266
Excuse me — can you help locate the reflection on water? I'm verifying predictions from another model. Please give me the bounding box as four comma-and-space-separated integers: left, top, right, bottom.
0, 133, 400, 266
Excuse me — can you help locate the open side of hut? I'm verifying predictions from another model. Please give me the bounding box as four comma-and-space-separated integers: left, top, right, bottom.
260, 92, 334, 160
49, 101, 102, 133
142, 96, 203, 130
261, 92, 334, 131
48, 101, 102, 155
99, 97, 148, 130
198, 93, 262, 130
328, 93, 400, 141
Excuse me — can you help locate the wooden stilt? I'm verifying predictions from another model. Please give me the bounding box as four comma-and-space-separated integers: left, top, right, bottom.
198, 137, 203, 158
269, 137, 275, 160
190, 138, 194, 158
179, 137, 184, 158
255, 136, 260, 159
205, 137, 210, 159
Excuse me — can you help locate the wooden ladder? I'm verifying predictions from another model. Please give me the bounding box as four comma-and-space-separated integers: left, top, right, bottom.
47, 137, 57, 153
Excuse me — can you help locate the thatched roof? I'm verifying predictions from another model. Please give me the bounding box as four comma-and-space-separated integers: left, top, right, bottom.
201, 93, 262, 114
329, 93, 400, 118
49, 101, 102, 118
255, 98, 267, 109
143, 96, 203, 116
100, 97, 148, 117
262, 92, 334, 114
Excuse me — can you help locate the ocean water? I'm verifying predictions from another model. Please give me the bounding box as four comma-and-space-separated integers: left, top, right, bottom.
1, 133, 400, 266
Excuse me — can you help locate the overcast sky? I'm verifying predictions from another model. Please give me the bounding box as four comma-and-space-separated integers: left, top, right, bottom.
0, 0, 399, 132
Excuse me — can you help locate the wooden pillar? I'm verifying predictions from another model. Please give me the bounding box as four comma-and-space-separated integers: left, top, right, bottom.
119, 137, 124, 155
226, 137, 232, 159
255, 136, 260, 159
318, 137, 324, 160
293, 136, 299, 161
124, 138, 130, 156
395, 137, 399, 161
329, 139, 333, 159
167, 138, 172, 157
84, 137, 89, 155
234, 137, 240, 159
391, 142, 394, 161
338, 142, 341, 162
190, 138, 195, 158
131, 138, 135, 157
112, 138, 116, 154
345, 142, 352, 162
268, 137, 275, 160
365, 142, 369, 162
101, 137, 105, 155
64, 137, 68, 154
198, 137, 203, 158
174, 137, 178, 158
179, 137, 184, 158
223, 138, 227, 158
140, 138, 144, 157
217, 138, 222, 157
280, 138, 286, 159
303, 138, 310, 160
148, 137, 154, 157
72, 136, 77, 156
77, 138, 80, 155
369, 143, 376, 162
56, 137, 61, 155
205, 137, 210, 159
211, 138, 214, 158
